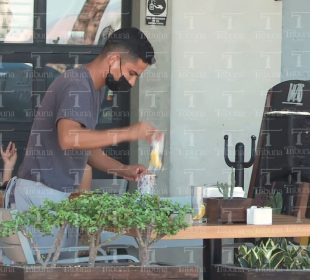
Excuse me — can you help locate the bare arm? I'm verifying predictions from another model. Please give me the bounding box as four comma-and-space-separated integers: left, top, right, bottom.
88, 148, 126, 175
88, 148, 146, 181
57, 119, 156, 150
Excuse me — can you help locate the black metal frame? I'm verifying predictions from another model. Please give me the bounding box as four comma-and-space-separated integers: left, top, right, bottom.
204, 239, 222, 280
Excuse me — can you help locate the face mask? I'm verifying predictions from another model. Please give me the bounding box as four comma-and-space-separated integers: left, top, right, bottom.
105, 61, 132, 92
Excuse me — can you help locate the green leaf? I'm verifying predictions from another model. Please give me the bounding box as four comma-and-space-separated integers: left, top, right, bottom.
269, 249, 285, 269
238, 257, 249, 268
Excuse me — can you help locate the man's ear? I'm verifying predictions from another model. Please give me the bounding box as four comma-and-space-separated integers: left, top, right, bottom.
107, 53, 120, 66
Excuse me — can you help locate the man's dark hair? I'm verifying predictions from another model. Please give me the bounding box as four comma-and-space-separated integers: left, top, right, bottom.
101, 27, 156, 65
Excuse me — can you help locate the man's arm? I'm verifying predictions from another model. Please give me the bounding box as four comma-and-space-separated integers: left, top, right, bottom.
88, 148, 146, 181
57, 118, 156, 150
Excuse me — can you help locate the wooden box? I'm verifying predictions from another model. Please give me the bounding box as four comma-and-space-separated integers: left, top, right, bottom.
204, 198, 253, 224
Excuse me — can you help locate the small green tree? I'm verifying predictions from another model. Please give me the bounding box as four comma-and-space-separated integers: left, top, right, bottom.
0, 191, 191, 268
61, 192, 129, 267
120, 192, 191, 266
0, 203, 67, 267
0, 193, 126, 268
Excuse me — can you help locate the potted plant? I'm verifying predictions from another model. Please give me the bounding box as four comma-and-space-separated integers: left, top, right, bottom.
211, 238, 310, 280
253, 188, 284, 214
265, 191, 283, 214
204, 169, 253, 223
0, 191, 199, 280
118, 192, 192, 266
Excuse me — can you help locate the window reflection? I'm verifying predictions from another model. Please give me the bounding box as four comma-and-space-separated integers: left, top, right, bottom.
46, 0, 121, 45
0, 63, 33, 122
0, 0, 34, 43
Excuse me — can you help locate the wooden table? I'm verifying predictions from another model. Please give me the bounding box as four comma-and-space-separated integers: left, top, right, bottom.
163, 214, 310, 280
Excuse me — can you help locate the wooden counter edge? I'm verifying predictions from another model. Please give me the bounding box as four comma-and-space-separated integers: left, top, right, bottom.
163, 214, 310, 240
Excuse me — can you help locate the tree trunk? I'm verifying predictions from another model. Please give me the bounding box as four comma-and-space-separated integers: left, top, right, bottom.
88, 235, 97, 267
22, 230, 44, 266
50, 224, 67, 267
138, 244, 149, 267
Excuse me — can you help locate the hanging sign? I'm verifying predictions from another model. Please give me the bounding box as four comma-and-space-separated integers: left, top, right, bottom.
146, 0, 167, 26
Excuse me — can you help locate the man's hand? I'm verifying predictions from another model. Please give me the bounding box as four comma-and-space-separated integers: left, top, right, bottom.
128, 122, 162, 143
88, 149, 148, 181
1, 141, 17, 170
120, 164, 147, 181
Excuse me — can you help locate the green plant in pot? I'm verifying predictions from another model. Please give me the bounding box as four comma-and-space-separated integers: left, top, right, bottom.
212, 238, 310, 280
0, 201, 69, 267
0, 191, 193, 271
237, 238, 310, 269
0, 192, 126, 268
216, 168, 236, 199
48, 191, 130, 267
204, 168, 253, 224
119, 192, 191, 267
266, 191, 283, 214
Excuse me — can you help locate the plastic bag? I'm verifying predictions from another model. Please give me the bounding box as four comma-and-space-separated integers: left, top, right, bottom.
148, 133, 164, 171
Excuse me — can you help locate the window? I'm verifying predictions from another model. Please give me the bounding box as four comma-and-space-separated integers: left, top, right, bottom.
0, 0, 34, 43
46, 0, 121, 45
0, 63, 33, 122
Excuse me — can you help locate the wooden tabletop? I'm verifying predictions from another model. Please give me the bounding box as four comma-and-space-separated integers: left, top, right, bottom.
164, 214, 310, 240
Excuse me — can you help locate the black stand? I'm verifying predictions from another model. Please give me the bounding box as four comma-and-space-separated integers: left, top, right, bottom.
224, 135, 256, 188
